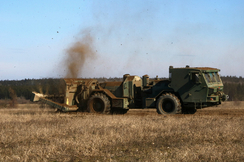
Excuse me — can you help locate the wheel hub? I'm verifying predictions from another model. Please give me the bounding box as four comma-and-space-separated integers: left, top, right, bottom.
92, 98, 104, 113
163, 100, 175, 113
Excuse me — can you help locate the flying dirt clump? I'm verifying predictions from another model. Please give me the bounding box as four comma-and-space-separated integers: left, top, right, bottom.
63, 33, 97, 78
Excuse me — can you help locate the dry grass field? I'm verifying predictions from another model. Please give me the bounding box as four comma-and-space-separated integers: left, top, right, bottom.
0, 102, 244, 162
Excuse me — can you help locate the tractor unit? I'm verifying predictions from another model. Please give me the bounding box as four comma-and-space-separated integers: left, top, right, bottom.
32, 65, 229, 114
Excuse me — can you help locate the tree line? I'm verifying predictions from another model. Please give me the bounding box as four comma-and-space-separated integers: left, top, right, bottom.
0, 76, 243, 101
0, 78, 66, 100
221, 76, 244, 101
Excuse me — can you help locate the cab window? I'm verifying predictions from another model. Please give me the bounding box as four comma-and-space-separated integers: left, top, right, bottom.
213, 72, 221, 82
192, 73, 200, 83
209, 73, 216, 82
204, 73, 211, 83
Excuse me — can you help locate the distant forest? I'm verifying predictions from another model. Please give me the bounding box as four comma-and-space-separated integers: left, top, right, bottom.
0, 76, 243, 102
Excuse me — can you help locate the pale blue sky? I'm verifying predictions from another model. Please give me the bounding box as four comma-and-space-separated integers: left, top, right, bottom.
1, 0, 244, 80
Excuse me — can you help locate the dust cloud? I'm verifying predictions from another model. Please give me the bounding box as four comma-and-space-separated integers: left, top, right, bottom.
63, 32, 97, 78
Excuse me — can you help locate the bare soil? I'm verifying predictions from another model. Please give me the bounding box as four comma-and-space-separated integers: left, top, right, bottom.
0, 102, 243, 161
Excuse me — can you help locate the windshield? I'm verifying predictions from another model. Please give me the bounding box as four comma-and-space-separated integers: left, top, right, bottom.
204, 72, 221, 83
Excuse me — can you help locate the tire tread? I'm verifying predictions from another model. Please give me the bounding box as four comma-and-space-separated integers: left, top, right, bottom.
156, 93, 182, 114
87, 93, 111, 114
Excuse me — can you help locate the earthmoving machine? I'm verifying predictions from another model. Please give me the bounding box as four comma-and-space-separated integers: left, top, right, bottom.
32, 65, 229, 114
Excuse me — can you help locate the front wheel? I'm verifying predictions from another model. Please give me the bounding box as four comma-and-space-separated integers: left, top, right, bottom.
156, 93, 182, 114
87, 93, 111, 114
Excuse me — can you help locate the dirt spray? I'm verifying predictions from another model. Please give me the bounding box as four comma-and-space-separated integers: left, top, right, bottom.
63, 32, 97, 78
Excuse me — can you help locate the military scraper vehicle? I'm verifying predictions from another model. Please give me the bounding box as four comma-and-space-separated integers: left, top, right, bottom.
32, 65, 229, 114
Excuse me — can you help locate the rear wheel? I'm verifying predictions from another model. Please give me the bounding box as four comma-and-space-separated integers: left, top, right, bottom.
156, 93, 182, 114
87, 93, 111, 114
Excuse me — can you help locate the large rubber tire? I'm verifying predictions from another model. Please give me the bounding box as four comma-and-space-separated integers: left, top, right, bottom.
156, 93, 182, 114
87, 93, 111, 114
